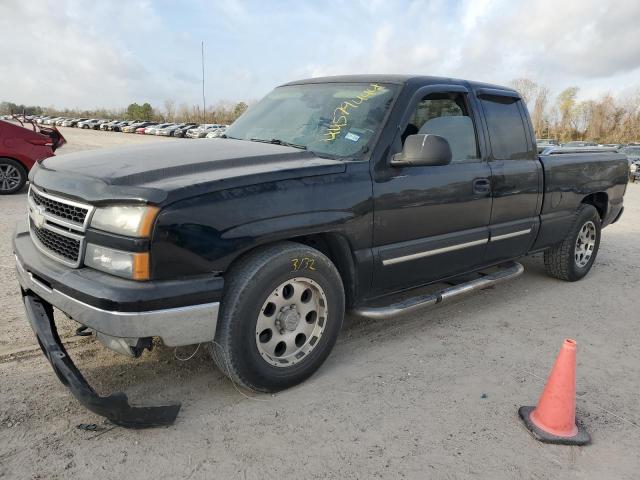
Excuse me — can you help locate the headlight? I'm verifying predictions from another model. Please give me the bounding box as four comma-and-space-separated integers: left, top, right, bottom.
84, 243, 150, 280
631, 163, 637, 173
90, 205, 159, 237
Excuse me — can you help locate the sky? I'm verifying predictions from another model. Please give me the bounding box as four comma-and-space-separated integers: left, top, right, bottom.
2, 0, 639, 110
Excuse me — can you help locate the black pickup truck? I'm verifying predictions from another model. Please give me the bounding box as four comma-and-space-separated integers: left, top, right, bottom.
14, 75, 628, 427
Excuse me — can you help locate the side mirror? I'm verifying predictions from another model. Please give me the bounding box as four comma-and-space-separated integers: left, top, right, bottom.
391, 134, 452, 167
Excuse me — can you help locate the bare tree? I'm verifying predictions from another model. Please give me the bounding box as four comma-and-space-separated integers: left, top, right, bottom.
556, 87, 579, 141
510, 78, 539, 107
164, 99, 176, 122
532, 86, 549, 137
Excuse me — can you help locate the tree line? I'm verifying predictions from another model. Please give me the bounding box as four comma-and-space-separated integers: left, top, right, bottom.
0, 100, 249, 125
510, 78, 640, 143
3, 80, 640, 143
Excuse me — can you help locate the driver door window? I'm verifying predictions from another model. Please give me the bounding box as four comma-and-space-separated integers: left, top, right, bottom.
403, 93, 480, 163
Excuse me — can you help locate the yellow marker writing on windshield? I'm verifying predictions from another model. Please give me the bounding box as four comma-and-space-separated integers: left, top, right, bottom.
323, 84, 385, 142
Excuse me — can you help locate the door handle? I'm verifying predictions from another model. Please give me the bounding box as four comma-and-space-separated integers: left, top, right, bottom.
473, 178, 491, 195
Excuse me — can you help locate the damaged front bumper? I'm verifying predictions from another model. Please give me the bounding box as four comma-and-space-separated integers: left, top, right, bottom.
13, 221, 225, 427
22, 293, 181, 428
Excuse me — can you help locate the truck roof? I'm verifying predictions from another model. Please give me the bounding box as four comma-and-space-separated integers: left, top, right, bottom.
282, 74, 517, 94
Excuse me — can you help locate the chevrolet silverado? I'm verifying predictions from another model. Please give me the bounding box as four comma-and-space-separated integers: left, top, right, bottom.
14, 75, 628, 427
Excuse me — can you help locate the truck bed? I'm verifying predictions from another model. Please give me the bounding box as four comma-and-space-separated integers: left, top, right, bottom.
533, 147, 628, 250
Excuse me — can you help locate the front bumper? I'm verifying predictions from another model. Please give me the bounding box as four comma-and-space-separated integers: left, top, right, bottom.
14, 221, 226, 427
14, 221, 223, 351
16, 254, 220, 349
22, 293, 181, 428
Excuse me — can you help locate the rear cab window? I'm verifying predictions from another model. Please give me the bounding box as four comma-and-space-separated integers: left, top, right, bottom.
479, 94, 535, 160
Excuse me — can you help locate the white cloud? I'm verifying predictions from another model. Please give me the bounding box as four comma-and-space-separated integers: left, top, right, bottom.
1, 0, 639, 109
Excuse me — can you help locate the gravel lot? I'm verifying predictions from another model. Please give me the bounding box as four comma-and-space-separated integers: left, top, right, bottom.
1, 127, 639, 479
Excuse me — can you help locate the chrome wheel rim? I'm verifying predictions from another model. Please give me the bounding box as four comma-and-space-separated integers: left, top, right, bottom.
575, 221, 596, 268
0, 164, 21, 192
256, 277, 327, 367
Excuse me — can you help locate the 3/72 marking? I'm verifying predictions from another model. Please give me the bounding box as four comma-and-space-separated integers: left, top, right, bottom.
291, 257, 316, 271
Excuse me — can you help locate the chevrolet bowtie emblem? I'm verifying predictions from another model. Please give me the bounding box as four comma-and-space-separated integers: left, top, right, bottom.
32, 205, 46, 229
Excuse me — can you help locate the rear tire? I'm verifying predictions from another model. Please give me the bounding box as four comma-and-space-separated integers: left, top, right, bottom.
208, 242, 345, 392
544, 204, 601, 281
0, 158, 27, 195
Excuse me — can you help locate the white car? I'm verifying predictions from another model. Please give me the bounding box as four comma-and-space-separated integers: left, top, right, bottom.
186, 124, 225, 138
205, 127, 227, 138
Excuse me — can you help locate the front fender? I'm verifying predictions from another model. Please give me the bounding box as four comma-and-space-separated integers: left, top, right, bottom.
150, 162, 372, 279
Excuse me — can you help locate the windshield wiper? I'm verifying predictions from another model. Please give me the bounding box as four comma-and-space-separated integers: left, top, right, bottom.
249, 138, 307, 150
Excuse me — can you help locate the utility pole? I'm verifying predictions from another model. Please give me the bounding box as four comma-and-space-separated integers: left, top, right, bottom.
201, 41, 206, 124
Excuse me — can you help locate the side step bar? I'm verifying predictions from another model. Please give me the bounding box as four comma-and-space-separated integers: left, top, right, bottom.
351, 262, 524, 320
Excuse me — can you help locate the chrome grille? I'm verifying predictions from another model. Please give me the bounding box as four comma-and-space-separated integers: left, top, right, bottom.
30, 220, 81, 263
28, 186, 94, 268
31, 188, 89, 226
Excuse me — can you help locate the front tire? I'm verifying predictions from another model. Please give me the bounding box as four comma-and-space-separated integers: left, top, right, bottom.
544, 204, 601, 281
209, 242, 345, 392
0, 158, 27, 195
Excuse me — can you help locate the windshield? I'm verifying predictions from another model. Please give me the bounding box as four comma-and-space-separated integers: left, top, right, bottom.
225, 82, 399, 158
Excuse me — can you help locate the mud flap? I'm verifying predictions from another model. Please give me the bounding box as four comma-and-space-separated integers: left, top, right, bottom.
23, 293, 181, 428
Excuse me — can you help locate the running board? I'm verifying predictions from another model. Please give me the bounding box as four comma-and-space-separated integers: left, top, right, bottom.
350, 262, 524, 320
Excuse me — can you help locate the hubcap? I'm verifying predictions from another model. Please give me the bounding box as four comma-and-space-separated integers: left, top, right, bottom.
574, 221, 596, 268
256, 277, 328, 367
0, 164, 21, 192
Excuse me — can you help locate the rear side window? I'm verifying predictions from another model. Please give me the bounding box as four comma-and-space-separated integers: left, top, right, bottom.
480, 96, 531, 160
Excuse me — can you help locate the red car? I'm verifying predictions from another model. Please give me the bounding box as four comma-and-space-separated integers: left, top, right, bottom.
0, 118, 66, 194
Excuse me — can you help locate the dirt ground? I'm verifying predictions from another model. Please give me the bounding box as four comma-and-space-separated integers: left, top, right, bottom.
1, 127, 639, 479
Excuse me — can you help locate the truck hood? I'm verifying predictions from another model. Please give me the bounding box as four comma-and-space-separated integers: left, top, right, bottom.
31, 139, 346, 205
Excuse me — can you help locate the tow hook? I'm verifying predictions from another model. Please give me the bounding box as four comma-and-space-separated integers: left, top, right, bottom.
131, 337, 154, 357
75, 325, 92, 337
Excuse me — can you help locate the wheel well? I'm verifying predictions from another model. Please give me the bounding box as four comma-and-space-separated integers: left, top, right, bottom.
223, 234, 358, 307
0, 156, 28, 171
581, 192, 608, 220
291, 233, 357, 308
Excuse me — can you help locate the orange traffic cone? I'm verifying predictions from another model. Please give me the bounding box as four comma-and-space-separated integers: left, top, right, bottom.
519, 339, 591, 445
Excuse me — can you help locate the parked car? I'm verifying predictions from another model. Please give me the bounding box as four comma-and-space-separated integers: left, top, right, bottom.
535, 138, 559, 153
93, 120, 109, 130
43, 117, 62, 126
172, 123, 199, 138
61, 118, 87, 127
100, 120, 120, 131
77, 119, 98, 129
122, 121, 153, 133
621, 146, 640, 182
186, 124, 224, 138
144, 123, 173, 135
205, 127, 227, 138
135, 122, 159, 134
78, 119, 108, 130
121, 122, 142, 133
0, 118, 65, 194
110, 120, 133, 132
562, 141, 597, 148
599, 143, 623, 149
14, 75, 629, 427
156, 123, 197, 136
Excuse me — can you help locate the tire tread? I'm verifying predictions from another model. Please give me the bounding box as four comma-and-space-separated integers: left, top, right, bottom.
208, 241, 343, 392
543, 204, 600, 281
